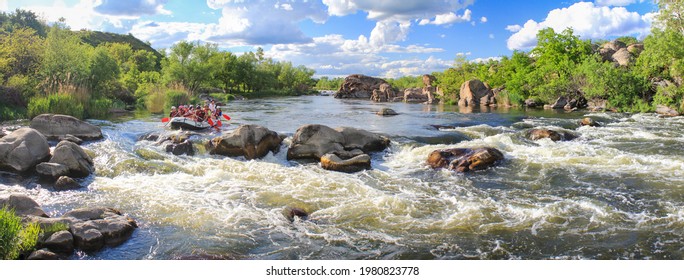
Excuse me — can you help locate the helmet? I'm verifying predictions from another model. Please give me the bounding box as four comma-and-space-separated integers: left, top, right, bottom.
196, 105, 201, 109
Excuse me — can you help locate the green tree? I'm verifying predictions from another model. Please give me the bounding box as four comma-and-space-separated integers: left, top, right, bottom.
41, 22, 93, 93
162, 41, 219, 94
0, 27, 44, 82
89, 46, 120, 96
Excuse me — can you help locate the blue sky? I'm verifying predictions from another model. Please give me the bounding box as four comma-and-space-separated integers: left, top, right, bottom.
1, 0, 659, 78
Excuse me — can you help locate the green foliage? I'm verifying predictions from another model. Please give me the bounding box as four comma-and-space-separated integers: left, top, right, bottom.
0, 27, 44, 83
89, 46, 120, 96
144, 86, 166, 113
28, 93, 84, 119
387, 76, 422, 90
314, 76, 344, 90
165, 90, 191, 108
41, 24, 93, 93
636, 28, 684, 82
0, 103, 27, 121
38, 222, 69, 240
86, 98, 113, 119
574, 55, 648, 111
0, 207, 40, 260
653, 83, 684, 110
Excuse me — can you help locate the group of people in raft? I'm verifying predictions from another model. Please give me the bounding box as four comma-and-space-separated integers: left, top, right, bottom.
169, 99, 224, 130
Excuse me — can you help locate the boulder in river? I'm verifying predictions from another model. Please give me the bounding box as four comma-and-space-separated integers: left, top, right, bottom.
63, 207, 138, 251
209, 124, 283, 160
36, 162, 70, 179
30, 114, 103, 141
43, 230, 74, 255
334, 74, 395, 100
49, 140, 94, 177
0, 128, 50, 173
427, 147, 504, 172
27, 248, 61, 260
287, 124, 390, 160
54, 176, 82, 191
0, 194, 48, 217
285, 207, 309, 222
526, 128, 577, 141
458, 79, 494, 107
377, 108, 398, 116
165, 140, 195, 156
320, 153, 371, 173
579, 117, 600, 127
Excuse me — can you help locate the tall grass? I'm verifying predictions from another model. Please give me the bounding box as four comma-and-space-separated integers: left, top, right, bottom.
28, 93, 85, 119
0, 207, 40, 260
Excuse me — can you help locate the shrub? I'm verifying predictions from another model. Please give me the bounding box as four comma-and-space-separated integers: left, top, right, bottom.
165, 90, 191, 108
0, 207, 40, 260
0, 104, 27, 121
28, 93, 84, 119
144, 86, 166, 113
85, 98, 113, 119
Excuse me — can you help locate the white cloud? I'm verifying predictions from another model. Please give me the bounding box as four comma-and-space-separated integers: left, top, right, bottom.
471, 56, 502, 63
505, 24, 522, 32
93, 0, 171, 16
268, 34, 447, 78
419, 9, 472, 26
595, 0, 640, 6
506, 2, 654, 50
480, 16, 487, 23
0, 0, 8, 12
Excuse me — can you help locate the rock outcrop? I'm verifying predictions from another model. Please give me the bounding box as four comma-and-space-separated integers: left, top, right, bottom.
371, 83, 400, 102
403, 88, 427, 103
0, 128, 50, 172
0, 194, 49, 217
334, 74, 397, 101
30, 114, 103, 141
427, 147, 504, 172
598, 40, 640, 67
209, 124, 283, 160
656, 104, 680, 117
458, 79, 494, 107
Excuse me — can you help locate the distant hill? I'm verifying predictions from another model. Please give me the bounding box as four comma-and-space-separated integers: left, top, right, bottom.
75, 30, 163, 69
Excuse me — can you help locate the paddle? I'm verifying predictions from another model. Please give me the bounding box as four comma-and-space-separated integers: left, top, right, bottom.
222, 114, 231, 120
161, 117, 170, 123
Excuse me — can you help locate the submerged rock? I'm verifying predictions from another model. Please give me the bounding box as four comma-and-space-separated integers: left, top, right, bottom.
526, 128, 577, 142
209, 124, 283, 159
165, 140, 195, 156
54, 176, 82, 191
427, 147, 504, 172
285, 207, 309, 222
320, 153, 371, 173
30, 114, 103, 141
0, 128, 50, 172
377, 108, 398, 116
579, 117, 600, 127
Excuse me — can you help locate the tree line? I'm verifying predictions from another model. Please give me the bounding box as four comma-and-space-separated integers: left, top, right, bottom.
0, 9, 317, 120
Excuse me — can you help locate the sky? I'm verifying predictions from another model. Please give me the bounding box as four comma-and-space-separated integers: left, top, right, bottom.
1, 0, 659, 78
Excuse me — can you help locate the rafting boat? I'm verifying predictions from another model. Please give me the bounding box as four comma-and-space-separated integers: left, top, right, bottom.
169, 117, 212, 130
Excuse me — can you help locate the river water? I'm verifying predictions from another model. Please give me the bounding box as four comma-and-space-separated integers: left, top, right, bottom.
2, 95, 684, 260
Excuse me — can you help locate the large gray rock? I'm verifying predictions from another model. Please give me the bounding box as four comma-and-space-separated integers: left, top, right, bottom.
0, 128, 50, 172
65, 208, 137, 251
427, 147, 504, 172
612, 48, 633, 66
287, 125, 390, 160
43, 230, 74, 254
656, 104, 680, 117
36, 162, 69, 179
0, 194, 48, 217
30, 114, 103, 141
165, 140, 194, 156
209, 125, 283, 160
49, 140, 94, 177
370, 83, 398, 102
403, 88, 429, 103
458, 79, 493, 107
287, 124, 345, 160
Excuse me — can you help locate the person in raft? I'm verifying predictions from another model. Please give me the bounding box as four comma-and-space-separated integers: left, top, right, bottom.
169, 106, 179, 118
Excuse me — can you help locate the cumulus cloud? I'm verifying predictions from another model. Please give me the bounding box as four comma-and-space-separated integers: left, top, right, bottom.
480, 16, 487, 23
0, 0, 7, 12
506, 2, 655, 50
93, 0, 171, 17
130, 0, 329, 46
418, 9, 472, 25
267, 34, 448, 78
24, 0, 129, 30
505, 24, 522, 32
595, 0, 640, 6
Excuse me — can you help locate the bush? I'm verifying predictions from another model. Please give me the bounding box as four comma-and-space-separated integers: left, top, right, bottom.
28, 94, 84, 119
165, 90, 191, 108
85, 98, 113, 119
0, 104, 27, 121
144, 86, 166, 113
0, 207, 40, 260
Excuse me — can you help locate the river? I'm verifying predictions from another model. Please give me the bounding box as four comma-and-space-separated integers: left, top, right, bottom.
2, 95, 684, 259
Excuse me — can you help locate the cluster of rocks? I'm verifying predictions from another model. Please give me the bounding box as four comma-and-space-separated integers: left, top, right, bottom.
597, 40, 643, 67
0, 194, 137, 259
0, 114, 100, 190
334, 74, 400, 102
403, 74, 439, 104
